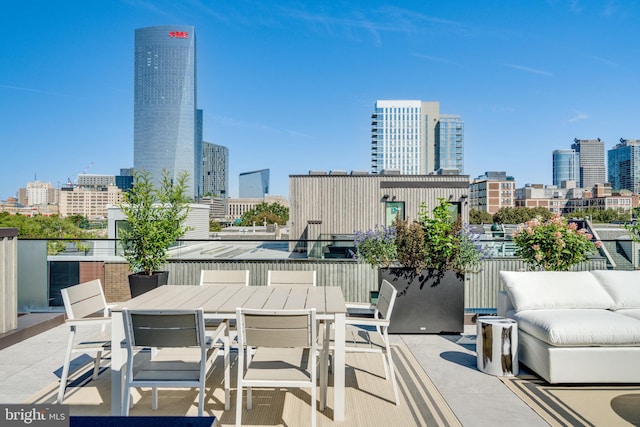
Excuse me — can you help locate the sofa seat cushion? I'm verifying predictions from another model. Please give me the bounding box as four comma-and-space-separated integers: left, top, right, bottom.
616, 309, 640, 321
500, 271, 615, 312
513, 309, 640, 346
591, 270, 640, 310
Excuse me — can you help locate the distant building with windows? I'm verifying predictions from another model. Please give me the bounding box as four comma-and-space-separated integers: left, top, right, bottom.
24, 181, 57, 206
608, 138, 640, 194
552, 149, 579, 187
469, 171, 515, 214
77, 174, 116, 189
571, 138, 606, 189
239, 169, 269, 198
58, 185, 123, 219
371, 100, 464, 175
202, 142, 228, 198
134, 25, 199, 198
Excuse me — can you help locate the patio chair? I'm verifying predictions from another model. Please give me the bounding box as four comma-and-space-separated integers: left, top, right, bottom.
326, 279, 399, 405
57, 279, 113, 404
121, 308, 229, 416
267, 270, 317, 286
199, 269, 250, 287
235, 308, 318, 427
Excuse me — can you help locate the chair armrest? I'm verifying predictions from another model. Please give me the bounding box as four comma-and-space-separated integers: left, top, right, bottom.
346, 302, 376, 317
205, 322, 228, 348
345, 317, 389, 328
66, 317, 111, 327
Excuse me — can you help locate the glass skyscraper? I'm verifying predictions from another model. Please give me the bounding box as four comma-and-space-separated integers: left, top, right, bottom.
202, 141, 229, 198
371, 100, 463, 175
134, 25, 198, 198
239, 169, 270, 198
552, 149, 579, 186
571, 138, 606, 190
608, 139, 640, 194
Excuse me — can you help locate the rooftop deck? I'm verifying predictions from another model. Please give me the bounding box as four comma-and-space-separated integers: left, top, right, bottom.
0, 321, 548, 426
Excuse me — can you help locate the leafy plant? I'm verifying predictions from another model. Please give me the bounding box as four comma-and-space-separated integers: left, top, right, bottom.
511, 213, 601, 271
353, 225, 397, 269
354, 198, 484, 276
118, 169, 192, 275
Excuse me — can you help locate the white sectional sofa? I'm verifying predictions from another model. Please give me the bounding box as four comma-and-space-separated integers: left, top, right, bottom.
497, 270, 640, 384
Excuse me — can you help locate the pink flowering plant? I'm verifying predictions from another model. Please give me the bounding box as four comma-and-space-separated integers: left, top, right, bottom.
511, 213, 602, 271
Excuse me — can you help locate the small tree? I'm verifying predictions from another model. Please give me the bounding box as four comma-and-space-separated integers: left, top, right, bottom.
119, 169, 191, 275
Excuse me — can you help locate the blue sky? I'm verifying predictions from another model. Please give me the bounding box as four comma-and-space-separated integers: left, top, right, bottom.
2, 0, 639, 200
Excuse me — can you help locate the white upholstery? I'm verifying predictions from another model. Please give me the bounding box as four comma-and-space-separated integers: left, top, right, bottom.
591, 270, 640, 309
499, 270, 640, 384
500, 271, 614, 311
513, 309, 640, 346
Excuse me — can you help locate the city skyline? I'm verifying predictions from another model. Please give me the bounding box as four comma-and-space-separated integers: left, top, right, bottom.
2, 1, 640, 200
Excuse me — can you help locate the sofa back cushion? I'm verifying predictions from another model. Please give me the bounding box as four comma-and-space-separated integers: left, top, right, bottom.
500, 271, 615, 312
591, 270, 640, 310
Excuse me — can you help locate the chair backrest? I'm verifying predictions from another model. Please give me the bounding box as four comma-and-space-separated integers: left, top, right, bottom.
61, 279, 108, 320
267, 270, 317, 287
375, 280, 398, 321
237, 308, 316, 349
123, 309, 204, 348
200, 269, 250, 287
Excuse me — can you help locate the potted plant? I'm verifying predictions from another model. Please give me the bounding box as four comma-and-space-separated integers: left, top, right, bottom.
354, 198, 484, 333
512, 213, 601, 271
119, 169, 191, 298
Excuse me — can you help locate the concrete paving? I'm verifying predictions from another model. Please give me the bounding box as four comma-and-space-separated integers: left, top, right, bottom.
0, 322, 548, 426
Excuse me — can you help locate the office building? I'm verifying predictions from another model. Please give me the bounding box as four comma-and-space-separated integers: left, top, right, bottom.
552, 149, 579, 187
24, 181, 57, 206
571, 138, 606, 190
608, 139, 640, 194
202, 141, 229, 198
239, 169, 269, 198
134, 25, 198, 198
371, 100, 464, 175
469, 171, 515, 214
59, 185, 123, 219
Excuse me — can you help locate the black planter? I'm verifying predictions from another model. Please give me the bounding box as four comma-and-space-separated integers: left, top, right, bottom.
128, 271, 169, 298
379, 267, 464, 334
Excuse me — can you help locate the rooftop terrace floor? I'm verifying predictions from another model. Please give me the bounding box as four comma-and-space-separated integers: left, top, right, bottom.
0, 320, 553, 426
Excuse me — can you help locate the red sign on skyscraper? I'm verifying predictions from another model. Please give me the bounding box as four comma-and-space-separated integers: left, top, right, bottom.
169, 31, 189, 39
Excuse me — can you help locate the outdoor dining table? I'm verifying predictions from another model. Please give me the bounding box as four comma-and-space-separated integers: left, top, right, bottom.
110, 284, 348, 421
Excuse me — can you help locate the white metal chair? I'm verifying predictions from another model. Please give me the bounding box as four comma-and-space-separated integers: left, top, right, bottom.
121, 308, 229, 416
267, 270, 317, 286
327, 279, 399, 405
57, 279, 112, 404
199, 269, 250, 287
235, 308, 318, 427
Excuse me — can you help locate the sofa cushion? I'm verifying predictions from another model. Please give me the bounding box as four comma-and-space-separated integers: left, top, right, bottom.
590, 270, 640, 310
500, 271, 615, 312
616, 309, 640, 321
513, 309, 640, 346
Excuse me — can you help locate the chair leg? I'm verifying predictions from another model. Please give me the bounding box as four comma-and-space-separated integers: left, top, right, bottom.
57, 329, 76, 404
152, 387, 158, 411
224, 336, 230, 410
122, 386, 131, 416
385, 340, 399, 405
235, 384, 243, 427
198, 384, 204, 416
381, 353, 390, 380
92, 350, 102, 380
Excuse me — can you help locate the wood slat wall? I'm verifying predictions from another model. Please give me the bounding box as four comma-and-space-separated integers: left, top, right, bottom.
165, 257, 608, 309
0, 228, 18, 333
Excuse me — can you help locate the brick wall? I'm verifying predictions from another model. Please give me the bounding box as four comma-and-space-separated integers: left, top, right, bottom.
104, 262, 132, 303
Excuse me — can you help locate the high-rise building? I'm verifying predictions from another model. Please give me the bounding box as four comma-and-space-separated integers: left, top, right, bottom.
134, 25, 198, 198
608, 138, 640, 194
371, 100, 464, 175
571, 138, 606, 190
552, 149, 579, 186
435, 115, 464, 173
202, 141, 229, 198
239, 169, 269, 198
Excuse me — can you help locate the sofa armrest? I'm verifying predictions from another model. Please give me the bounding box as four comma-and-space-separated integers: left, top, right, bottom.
497, 291, 514, 317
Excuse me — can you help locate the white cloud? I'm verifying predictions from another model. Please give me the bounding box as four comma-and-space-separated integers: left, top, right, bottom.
503, 64, 553, 76
568, 112, 589, 122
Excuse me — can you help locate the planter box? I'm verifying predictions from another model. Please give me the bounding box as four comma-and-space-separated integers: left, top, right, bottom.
379, 268, 464, 334
128, 271, 168, 298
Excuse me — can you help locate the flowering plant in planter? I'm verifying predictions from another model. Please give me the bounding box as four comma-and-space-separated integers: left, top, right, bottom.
354, 198, 484, 276
511, 213, 602, 271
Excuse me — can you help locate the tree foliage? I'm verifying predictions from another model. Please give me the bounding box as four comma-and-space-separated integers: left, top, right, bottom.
469, 209, 493, 224
239, 202, 288, 226
492, 207, 553, 224
0, 211, 93, 239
